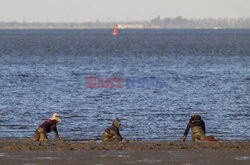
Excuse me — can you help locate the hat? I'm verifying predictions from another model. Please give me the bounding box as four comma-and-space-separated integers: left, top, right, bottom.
50, 113, 61, 122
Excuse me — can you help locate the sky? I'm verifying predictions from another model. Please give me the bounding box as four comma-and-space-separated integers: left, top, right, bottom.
0, 0, 249, 22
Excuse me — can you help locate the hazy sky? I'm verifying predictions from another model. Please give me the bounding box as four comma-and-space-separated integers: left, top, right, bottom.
0, 0, 249, 22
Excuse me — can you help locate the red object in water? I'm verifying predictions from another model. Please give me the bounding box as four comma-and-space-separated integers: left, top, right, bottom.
112, 24, 118, 35
204, 136, 222, 142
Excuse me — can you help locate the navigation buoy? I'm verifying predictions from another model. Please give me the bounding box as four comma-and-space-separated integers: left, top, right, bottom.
112, 24, 118, 35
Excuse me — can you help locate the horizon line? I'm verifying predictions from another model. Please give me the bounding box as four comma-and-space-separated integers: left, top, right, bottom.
1, 16, 250, 24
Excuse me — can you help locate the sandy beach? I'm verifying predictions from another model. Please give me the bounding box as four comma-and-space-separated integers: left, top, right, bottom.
0, 138, 249, 164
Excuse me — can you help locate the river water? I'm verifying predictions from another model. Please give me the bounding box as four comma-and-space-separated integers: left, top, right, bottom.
0, 29, 249, 140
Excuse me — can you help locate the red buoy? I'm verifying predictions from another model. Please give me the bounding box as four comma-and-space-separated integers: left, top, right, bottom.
112, 24, 118, 35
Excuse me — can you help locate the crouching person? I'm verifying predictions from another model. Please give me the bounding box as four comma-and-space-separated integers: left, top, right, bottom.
182, 114, 206, 142
102, 118, 123, 142
33, 113, 62, 142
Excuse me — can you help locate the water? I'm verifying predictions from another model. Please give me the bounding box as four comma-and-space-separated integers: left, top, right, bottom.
0, 29, 249, 141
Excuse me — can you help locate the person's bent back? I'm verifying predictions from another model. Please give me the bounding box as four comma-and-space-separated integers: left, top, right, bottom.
33, 113, 62, 142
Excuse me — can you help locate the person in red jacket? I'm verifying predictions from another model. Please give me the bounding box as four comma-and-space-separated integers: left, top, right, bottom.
33, 113, 62, 142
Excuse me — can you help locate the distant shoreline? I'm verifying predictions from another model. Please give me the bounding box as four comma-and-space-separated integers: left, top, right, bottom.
0, 27, 249, 30
1, 16, 250, 29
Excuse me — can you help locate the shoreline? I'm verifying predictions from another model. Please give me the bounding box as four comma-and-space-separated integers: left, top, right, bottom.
0, 138, 249, 165
1, 27, 250, 30
0, 138, 249, 151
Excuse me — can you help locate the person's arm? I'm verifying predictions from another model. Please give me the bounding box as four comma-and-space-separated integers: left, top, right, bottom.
54, 127, 62, 141
110, 129, 123, 142
182, 121, 191, 142
116, 129, 123, 141
42, 122, 49, 141
201, 120, 206, 134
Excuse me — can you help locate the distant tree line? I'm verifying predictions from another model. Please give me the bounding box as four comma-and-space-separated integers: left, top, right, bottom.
0, 16, 250, 28
149, 16, 250, 28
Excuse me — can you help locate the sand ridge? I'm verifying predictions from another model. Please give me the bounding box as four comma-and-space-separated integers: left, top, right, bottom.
0, 138, 249, 151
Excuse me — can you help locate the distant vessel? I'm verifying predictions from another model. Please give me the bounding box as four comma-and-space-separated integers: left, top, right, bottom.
112, 24, 118, 35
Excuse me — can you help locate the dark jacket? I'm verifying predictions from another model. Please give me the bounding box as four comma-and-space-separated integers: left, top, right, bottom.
102, 124, 123, 142
183, 119, 206, 137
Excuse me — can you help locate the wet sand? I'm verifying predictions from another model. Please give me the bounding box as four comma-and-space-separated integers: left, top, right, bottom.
0, 138, 249, 164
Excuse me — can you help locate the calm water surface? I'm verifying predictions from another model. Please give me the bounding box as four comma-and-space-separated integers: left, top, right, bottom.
0, 29, 249, 140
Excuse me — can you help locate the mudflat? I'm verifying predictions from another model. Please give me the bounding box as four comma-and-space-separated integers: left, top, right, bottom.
0, 138, 249, 165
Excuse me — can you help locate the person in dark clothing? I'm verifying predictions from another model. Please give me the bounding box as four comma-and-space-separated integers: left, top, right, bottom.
102, 118, 123, 142
182, 114, 206, 142
33, 113, 62, 142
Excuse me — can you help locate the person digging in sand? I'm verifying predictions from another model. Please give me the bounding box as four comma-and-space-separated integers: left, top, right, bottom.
182, 114, 206, 142
33, 113, 63, 142
102, 118, 123, 142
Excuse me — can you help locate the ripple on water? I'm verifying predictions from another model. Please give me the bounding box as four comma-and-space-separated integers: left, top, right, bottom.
0, 29, 249, 140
